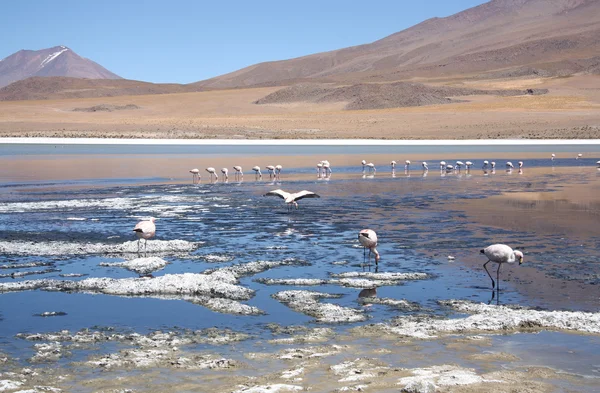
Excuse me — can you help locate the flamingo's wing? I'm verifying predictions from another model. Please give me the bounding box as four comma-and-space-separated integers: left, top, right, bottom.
133, 221, 153, 234
264, 189, 289, 200
292, 190, 320, 201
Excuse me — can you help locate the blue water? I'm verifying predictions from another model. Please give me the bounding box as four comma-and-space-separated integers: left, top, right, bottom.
0, 145, 599, 380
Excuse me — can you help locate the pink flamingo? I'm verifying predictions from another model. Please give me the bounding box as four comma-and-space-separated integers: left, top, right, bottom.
264, 189, 320, 211
189, 168, 200, 184
358, 229, 380, 266
233, 166, 243, 180
133, 217, 157, 254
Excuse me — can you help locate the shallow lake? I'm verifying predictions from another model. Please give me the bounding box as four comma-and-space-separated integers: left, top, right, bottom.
0, 142, 599, 392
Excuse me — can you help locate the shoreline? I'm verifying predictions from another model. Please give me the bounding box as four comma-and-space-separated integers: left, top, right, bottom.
2, 137, 600, 145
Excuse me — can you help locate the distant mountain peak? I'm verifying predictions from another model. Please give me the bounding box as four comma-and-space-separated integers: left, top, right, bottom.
0, 45, 121, 88
39, 46, 69, 69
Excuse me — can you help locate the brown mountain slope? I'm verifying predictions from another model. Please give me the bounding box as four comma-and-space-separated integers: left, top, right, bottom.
193, 0, 600, 89
0, 46, 121, 88
0, 77, 198, 101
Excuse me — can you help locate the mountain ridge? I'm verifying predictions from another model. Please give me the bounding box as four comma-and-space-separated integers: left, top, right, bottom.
0, 45, 121, 88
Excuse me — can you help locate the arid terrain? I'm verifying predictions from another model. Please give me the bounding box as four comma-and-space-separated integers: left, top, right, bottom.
0, 74, 599, 139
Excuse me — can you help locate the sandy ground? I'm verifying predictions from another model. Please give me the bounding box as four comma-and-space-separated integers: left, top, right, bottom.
1, 75, 600, 139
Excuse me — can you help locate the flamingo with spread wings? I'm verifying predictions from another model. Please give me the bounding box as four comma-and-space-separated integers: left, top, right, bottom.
264, 189, 320, 211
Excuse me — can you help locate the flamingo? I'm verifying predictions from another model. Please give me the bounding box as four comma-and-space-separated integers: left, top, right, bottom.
317, 162, 324, 178
506, 162, 514, 170
455, 161, 464, 171
221, 168, 229, 180
132, 217, 157, 254
358, 229, 380, 266
577, 153, 583, 160
366, 163, 376, 174
518, 161, 523, 169
275, 165, 283, 179
440, 161, 446, 170
597, 160, 600, 168
266, 165, 276, 179
361, 160, 367, 173
422, 162, 428, 171
189, 168, 200, 184
491, 161, 496, 169
233, 166, 243, 180
322, 161, 332, 177
252, 166, 262, 179
404, 160, 411, 171
264, 189, 320, 211
465, 161, 473, 171
205, 167, 218, 181
482, 161, 489, 170
551, 154, 555, 162
445, 164, 454, 172
480, 244, 524, 290
390, 161, 397, 171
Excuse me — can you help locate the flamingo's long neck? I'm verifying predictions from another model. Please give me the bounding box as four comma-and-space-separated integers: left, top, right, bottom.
372, 247, 380, 262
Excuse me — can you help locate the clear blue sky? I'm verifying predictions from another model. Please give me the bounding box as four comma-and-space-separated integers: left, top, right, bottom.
2, 0, 487, 84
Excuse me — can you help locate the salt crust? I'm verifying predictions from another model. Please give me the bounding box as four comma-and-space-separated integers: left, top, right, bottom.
371, 299, 600, 338
273, 290, 367, 323
0, 239, 198, 256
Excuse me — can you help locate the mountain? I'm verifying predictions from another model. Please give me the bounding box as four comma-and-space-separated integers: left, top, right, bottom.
0, 45, 121, 88
0, 76, 199, 101
193, 0, 600, 89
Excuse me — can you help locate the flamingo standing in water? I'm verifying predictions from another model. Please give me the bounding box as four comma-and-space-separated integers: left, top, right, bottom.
455, 161, 464, 172
221, 168, 229, 181
482, 161, 489, 170
422, 162, 429, 171
275, 165, 283, 179
404, 160, 411, 171
317, 162, 324, 178
465, 161, 473, 171
440, 161, 446, 171
252, 166, 262, 179
480, 244, 524, 290
358, 229, 380, 266
506, 162, 514, 170
322, 161, 332, 177
491, 161, 496, 169
189, 168, 200, 184
206, 167, 218, 181
233, 166, 243, 180
264, 189, 320, 211
361, 160, 367, 173
577, 153, 583, 160
366, 163, 376, 174
266, 165, 276, 179
133, 217, 157, 254
597, 160, 600, 168
551, 154, 555, 162
390, 161, 397, 171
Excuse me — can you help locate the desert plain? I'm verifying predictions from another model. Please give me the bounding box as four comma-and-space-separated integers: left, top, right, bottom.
1, 74, 599, 140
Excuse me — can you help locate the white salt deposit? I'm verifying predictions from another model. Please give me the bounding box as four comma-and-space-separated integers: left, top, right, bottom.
99, 257, 168, 275
0, 272, 252, 300
330, 272, 429, 280
0, 239, 198, 256
232, 384, 303, 393
273, 290, 367, 323
0, 380, 23, 391
397, 365, 498, 391
0, 197, 133, 213
375, 300, 600, 338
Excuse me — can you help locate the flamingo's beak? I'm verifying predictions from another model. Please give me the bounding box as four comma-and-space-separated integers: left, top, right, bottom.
519, 256, 524, 265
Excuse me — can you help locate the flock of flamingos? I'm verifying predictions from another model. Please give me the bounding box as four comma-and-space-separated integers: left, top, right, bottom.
131, 152, 599, 295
